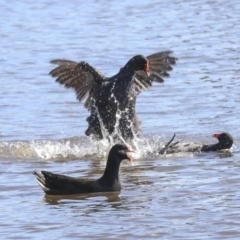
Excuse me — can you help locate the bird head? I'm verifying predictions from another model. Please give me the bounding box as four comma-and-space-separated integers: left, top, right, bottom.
212, 132, 233, 149
124, 55, 150, 77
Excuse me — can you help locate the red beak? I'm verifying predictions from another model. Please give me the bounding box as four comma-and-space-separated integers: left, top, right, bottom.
126, 147, 135, 163
144, 61, 150, 77
212, 133, 220, 139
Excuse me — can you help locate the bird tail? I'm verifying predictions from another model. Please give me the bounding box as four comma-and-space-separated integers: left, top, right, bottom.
33, 171, 50, 193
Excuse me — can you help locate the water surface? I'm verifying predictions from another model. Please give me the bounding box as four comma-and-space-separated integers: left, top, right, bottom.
0, 0, 240, 239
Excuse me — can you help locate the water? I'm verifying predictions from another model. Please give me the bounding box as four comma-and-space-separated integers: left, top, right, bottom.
1, 0, 240, 239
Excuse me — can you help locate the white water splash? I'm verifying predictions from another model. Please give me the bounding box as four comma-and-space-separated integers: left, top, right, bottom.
0, 134, 171, 161
1, 131, 230, 161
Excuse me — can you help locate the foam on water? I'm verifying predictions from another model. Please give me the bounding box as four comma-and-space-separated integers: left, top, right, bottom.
0, 137, 107, 161
0, 133, 211, 161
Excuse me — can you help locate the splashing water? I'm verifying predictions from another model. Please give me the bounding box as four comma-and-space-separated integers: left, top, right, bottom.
0, 131, 233, 161
1, 89, 229, 161
92, 85, 141, 146
0, 133, 174, 161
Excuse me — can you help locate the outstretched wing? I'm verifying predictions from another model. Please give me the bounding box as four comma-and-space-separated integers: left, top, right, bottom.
49, 59, 106, 109
147, 51, 177, 82
131, 51, 177, 95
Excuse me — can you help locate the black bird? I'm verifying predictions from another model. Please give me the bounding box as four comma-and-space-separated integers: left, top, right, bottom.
49, 51, 176, 140
33, 144, 133, 195
201, 132, 233, 152
159, 132, 233, 154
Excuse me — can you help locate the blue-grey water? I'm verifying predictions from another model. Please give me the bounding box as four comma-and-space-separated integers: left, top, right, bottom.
1, 0, 240, 239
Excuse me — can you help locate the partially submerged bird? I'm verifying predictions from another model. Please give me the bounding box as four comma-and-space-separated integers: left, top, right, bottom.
159, 132, 233, 154
33, 144, 133, 195
49, 51, 176, 140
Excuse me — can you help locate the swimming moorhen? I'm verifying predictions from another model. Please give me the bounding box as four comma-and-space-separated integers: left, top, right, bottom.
33, 144, 134, 195
159, 132, 233, 154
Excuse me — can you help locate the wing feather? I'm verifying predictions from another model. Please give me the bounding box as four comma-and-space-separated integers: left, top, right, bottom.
49, 59, 106, 110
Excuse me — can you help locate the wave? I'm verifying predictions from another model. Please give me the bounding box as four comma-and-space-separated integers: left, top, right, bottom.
0, 134, 235, 161
0, 134, 173, 161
